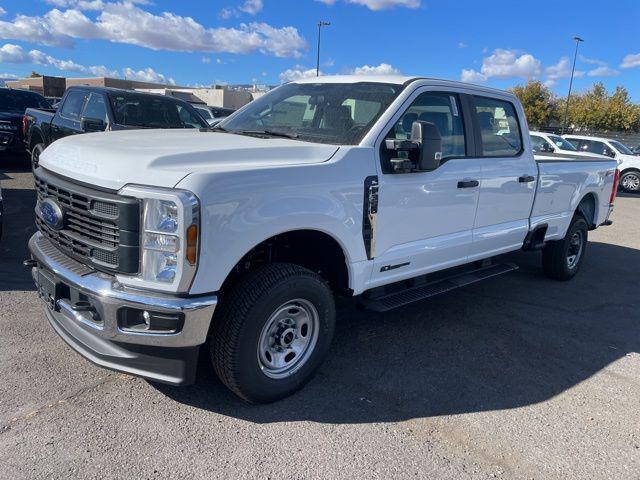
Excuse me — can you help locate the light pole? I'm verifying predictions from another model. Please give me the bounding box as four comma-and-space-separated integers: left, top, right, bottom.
316, 21, 330, 77
561, 36, 584, 134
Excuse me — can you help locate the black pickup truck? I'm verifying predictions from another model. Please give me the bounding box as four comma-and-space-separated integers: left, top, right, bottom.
24, 86, 209, 169
0, 89, 51, 159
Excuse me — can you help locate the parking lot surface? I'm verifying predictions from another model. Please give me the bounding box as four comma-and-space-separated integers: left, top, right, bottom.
1, 160, 639, 479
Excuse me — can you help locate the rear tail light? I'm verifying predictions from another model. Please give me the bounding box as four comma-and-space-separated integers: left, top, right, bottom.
609, 169, 620, 204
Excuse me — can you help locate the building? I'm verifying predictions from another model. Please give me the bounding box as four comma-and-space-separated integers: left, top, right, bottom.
65, 77, 185, 90
5, 75, 66, 97
136, 86, 265, 110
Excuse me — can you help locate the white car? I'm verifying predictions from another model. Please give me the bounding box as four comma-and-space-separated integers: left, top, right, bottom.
530, 131, 607, 159
564, 134, 640, 193
28, 76, 619, 403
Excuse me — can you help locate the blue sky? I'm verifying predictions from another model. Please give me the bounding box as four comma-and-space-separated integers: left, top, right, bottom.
1, 0, 640, 100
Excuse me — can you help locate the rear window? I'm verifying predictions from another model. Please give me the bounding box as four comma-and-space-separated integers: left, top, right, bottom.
108, 93, 207, 129
474, 96, 522, 157
0, 89, 50, 113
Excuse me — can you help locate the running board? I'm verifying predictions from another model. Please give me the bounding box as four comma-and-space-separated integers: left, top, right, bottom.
360, 263, 518, 312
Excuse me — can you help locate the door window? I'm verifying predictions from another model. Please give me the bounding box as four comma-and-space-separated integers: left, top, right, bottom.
60, 91, 89, 121
530, 135, 552, 153
382, 92, 466, 173
576, 139, 615, 157
473, 96, 522, 157
82, 93, 108, 123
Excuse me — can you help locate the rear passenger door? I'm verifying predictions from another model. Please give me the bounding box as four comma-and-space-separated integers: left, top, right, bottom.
468, 95, 538, 259
52, 90, 89, 141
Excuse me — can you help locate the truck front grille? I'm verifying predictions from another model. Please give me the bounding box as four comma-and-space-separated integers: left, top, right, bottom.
34, 169, 141, 274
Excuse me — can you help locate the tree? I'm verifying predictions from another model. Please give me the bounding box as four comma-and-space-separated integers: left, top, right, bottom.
29, 71, 42, 78
510, 80, 559, 129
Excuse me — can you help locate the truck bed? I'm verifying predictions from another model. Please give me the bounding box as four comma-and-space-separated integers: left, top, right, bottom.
531, 155, 617, 241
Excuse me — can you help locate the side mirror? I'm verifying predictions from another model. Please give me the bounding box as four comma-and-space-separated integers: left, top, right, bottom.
411, 121, 442, 171
81, 117, 106, 132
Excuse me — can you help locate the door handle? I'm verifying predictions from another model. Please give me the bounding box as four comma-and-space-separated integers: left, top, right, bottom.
457, 180, 479, 189
518, 175, 536, 183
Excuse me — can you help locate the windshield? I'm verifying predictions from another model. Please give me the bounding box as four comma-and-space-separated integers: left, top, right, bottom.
609, 140, 634, 155
108, 93, 208, 129
195, 106, 212, 120
548, 135, 577, 151
220, 82, 403, 145
0, 89, 51, 113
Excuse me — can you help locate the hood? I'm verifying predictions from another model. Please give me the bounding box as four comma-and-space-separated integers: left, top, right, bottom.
39, 129, 340, 191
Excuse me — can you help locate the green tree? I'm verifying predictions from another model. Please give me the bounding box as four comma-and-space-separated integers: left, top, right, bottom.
29, 71, 42, 78
510, 80, 559, 129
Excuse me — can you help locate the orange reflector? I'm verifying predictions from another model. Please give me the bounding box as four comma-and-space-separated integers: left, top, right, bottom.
186, 224, 198, 265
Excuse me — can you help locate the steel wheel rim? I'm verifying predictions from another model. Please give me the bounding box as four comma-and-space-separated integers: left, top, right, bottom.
566, 230, 584, 269
621, 173, 640, 191
257, 299, 320, 379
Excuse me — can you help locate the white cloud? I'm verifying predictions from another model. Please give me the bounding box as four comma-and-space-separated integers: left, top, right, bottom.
545, 57, 584, 82
0, 42, 173, 84
587, 66, 619, 77
0, 7, 6, 17
0, 2, 306, 58
201, 56, 211, 64
123, 67, 175, 85
460, 49, 541, 83
279, 65, 319, 82
316, 0, 420, 10
579, 55, 606, 67
351, 63, 400, 75
458, 42, 467, 49
239, 0, 263, 15
0, 73, 19, 79
621, 53, 640, 69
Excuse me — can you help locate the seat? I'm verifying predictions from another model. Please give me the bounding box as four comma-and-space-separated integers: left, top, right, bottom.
324, 105, 354, 131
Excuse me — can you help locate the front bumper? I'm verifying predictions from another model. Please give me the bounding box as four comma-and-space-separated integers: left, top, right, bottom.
28, 232, 218, 385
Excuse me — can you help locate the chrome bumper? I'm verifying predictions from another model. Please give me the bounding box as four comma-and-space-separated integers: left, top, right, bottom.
28, 232, 218, 385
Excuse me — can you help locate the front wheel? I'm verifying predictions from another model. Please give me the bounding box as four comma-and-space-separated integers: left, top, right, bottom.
620, 170, 640, 193
542, 216, 588, 281
31, 143, 45, 171
210, 263, 336, 403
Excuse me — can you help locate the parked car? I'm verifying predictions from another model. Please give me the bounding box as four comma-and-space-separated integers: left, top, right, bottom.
0, 89, 51, 158
564, 134, 640, 193
530, 131, 607, 159
23, 86, 209, 169
192, 104, 236, 126
27, 76, 619, 403
0, 182, 3, 240
632, 145, 640, 155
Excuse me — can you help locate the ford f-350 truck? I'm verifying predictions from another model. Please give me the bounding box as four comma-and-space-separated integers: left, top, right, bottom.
27, 76, 619, 403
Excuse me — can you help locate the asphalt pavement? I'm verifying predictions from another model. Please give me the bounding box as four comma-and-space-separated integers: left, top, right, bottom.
1, 157, 639, 479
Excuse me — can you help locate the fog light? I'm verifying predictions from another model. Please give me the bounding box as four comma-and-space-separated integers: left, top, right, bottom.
118, 308, 184, 334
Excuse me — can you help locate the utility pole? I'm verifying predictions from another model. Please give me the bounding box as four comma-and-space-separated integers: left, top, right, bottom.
562, 36, 584, 134
316, 21, 331, 77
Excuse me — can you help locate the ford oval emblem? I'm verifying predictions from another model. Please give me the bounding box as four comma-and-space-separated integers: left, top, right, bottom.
39, 198, 64, 230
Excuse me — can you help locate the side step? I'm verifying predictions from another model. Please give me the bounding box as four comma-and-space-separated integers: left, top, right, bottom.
360, 263, 518, 312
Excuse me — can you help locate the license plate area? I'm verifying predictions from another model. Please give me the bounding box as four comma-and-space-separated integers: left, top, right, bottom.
36, 267, 64, 310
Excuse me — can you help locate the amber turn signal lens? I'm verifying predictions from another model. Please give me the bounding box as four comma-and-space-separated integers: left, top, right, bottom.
186, 224, 198, 265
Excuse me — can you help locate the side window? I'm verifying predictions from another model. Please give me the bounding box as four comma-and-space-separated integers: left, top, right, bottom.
530, 135, 547, 153
60, 91, 89, 121
388, 92, 466, 157
82, 94, 108, 123
474, 96, 522, 157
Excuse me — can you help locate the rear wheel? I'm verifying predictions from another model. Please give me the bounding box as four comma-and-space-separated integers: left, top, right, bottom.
620, 170, 640, 193
31, 143, 45, 172
210, 263, 336, 403
542, 216, 588, 281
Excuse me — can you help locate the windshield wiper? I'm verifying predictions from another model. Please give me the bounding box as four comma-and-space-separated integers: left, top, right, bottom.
237, 129, 299, 139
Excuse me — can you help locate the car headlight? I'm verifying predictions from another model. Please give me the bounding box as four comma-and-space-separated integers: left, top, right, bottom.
117, 185, 199, 293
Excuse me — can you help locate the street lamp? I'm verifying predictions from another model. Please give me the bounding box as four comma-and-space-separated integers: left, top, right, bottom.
561, 36, 584, 134
316, 21, 331, 77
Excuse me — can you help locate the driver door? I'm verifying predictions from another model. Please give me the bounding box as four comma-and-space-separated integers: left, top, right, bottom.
369, 89, 481, 288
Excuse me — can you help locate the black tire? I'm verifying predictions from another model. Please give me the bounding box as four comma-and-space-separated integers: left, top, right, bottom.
619, 170, 640, 193
210, 263, 336, 403
31, 143, 45, 172
542, 216, 588, 281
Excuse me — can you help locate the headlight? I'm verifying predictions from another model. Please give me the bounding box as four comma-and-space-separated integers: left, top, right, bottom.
117, 185, 199, 293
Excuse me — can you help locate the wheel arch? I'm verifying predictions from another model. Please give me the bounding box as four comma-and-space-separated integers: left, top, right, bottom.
575, 192, 598, 229
218, 227, 353, 296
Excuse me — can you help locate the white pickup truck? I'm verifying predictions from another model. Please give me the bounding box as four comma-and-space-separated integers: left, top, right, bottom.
28, 76, 619, 403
